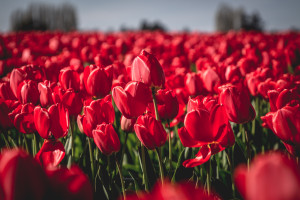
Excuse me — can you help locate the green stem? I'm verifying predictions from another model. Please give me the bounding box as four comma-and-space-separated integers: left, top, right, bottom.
152, 88, 160, 121
141, 145, 149, 191
206, 159, 211, 195
87, 137, 95, 180
115, 154, 126, 200
22, 134, 29, 152
168, 130, 172, 171
1, 132, 10, 149
156, 147, 164, 185
70, 117, 75, 164
244, 125, 251, 168
33, 133, 38, 156
120, 133, 129, 171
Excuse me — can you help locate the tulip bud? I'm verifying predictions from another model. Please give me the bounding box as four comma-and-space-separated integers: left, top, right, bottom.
219, 84, 256, 124
59, 67, 80, 91
120, 115, 136, 133
134, 114, 167, 150
132, 50, 165, 89
92, 123, 121, 155
17, 80, 39, 105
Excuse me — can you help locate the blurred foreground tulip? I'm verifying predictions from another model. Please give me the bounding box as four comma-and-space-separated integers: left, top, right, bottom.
234, 152, 300, 200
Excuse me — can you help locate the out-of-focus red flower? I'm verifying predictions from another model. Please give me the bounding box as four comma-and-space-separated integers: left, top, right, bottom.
121, 115, 136, 133
1, 100, 20, 130
83, 64, 113, 98
0, 81, 16, 100
11, 103, 36, 134
0, 149, 49, 200
257, 78, 277, 99
184, 72, 204, 96
218, 84, 256, 124
38, 80, 56, 108
225, 65, 242, 83
46, 165, 93, 200
178, 96, 235, 167
237, 57, 256, 76
134, 114, 167, 150
234, 152, 300, 200
147, 89, 179, 120
112, 81, 152, 119
34, 103, 69, 139
92, 123, 121, 155
59, 67, 80, 91
132, 50, 165, 89
125, 180, 219, 200
202, 68, 221, 93
17, 80, 39, 105
35, 139, 65, 167
77, 95, 115, 138
267, 89, 299, 112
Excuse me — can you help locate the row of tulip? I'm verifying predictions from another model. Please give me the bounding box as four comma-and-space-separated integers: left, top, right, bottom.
0, 30, 300, 200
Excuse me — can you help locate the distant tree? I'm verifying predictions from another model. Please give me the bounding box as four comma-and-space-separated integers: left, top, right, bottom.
139, 20, 166, 31
10, 3, 77, 31
215, 4, 264, 32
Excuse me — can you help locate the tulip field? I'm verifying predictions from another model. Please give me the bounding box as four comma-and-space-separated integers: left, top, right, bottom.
0, 31, 300, 200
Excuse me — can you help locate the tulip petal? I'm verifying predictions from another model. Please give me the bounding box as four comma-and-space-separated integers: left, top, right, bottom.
234, 165, 247, 199
35, 140, 65, 167
178, 127, 206, 147
34, 106, 50, 139
182, 145, 211, 168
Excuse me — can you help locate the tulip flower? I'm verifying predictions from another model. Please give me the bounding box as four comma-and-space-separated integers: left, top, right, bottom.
120, 115, 136, 133
35, 139, 65, 167
0, 149, 48, 200
178, 96, 235, 167
1, 100, 20, 130
202, 68, 221, 93
59, 67, 81, 91
34, 103, 69, 139
77, 95, 115, 138
234, 152, 300, 200
132, 50, 165, 89
83, 64, 113, 98
61, 89, 83, 116
92, 123, 121, 155
12, 103, 36, 134
0, 81, 16, 100
147, 89, 179, 121
218, 84, 256, 124
38, 80, 55, 107
184, 72, 204, 96
112, 81, 152, 119
17, 80, 39, 105
134, 114, 167, 150
45, 165, 93, 200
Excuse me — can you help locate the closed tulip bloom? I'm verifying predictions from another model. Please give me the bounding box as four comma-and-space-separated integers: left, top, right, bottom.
38, 80, 55, 107
0, 81, 16, 100
202, 68, 221, 93
112, 81, 152, 119
134, 114, 167, 150
92, 123, 121, 155
59, 67, 80, 91
121, 115, 136, 133
35, 139, 65, 167
184, 72, 204, 96
61, 89, 83, 116
234, 152, 300, 200
17, 80, 39, 105
84, 64, 113, 98
132, 50, 165, 89
77, 95, 115, 138
219, 84, 256, 124
34, 103, 69, 139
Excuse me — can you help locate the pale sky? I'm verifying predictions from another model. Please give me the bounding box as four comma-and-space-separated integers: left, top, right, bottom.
1, 0, 300, 32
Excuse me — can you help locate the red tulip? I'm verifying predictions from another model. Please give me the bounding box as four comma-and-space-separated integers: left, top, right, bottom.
234, 152, 300, 200
1, 100, 20, 130
83, 64, 113, 98
92, 123, 121, 155
61, 89, 83, 116
45, 165, 93, 200
125, 180, 219, 200
0, 149, 48, 200
77, 95, 115, 138
12, 103, 36, 134
112, 81, 152, 119
132, 50, 165, 89
178, 96, 235, 167
134, 114, 167, 150
0, 81, 16, 100
17, 80, 39, 105
202, 68, 221, 93
218, 84, 256, 124
147, 89, 179, 120
35, 139, 65, 167
121, 115, 136, 133
184, 72, 204, 96
59, 67, 80, 91
38, 80, 55, 107
34, 103, 69, 139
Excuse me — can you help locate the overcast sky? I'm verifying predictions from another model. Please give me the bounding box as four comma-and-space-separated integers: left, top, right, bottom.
1, 0, 300, 32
